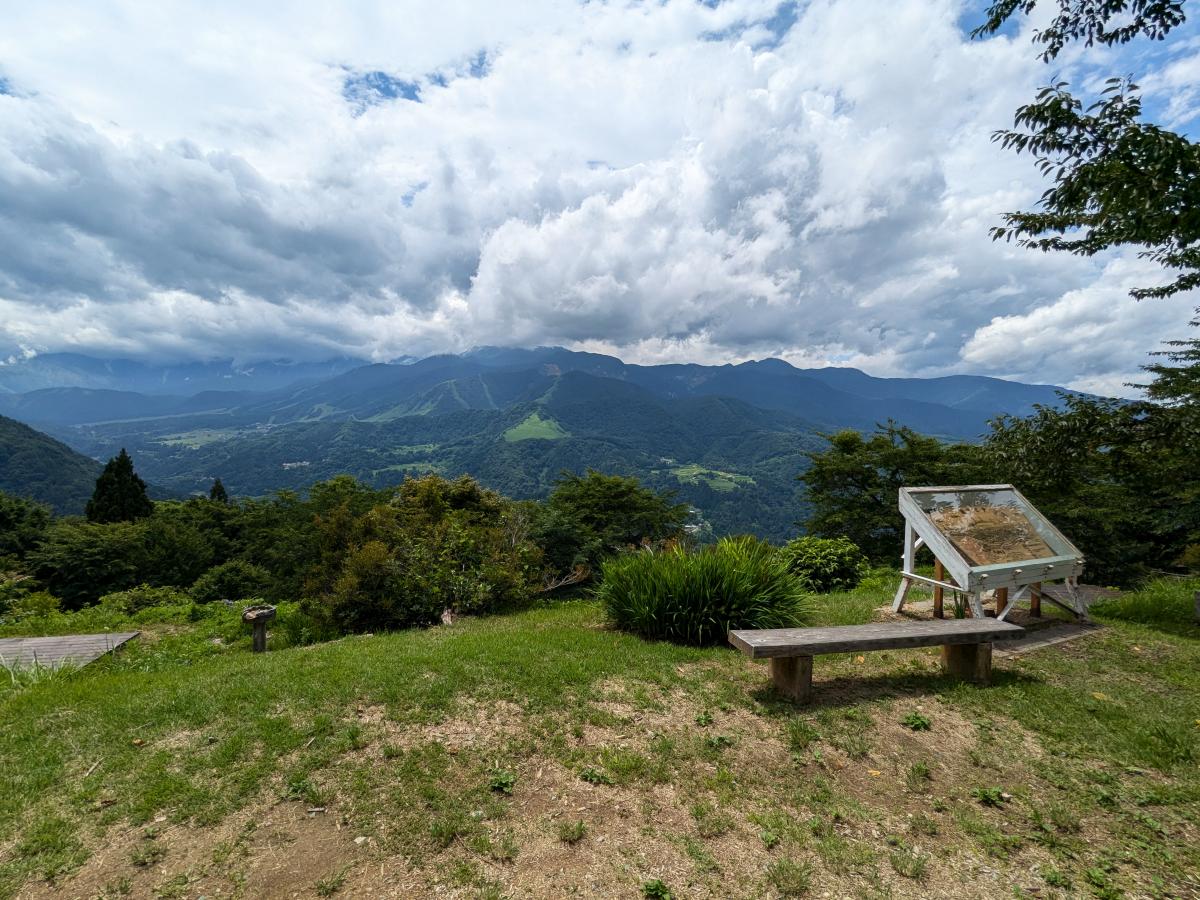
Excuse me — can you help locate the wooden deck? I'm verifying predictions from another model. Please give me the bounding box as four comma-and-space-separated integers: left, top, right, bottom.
0, 632, 140, 669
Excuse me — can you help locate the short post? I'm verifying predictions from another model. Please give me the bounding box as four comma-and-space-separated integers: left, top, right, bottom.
769, 656, 813, 703
1030, 582, 1042, 618
242, 605, 277, 653
933, 559, 945, 619
993, 587, 1008, 617
941, 642, 992, 684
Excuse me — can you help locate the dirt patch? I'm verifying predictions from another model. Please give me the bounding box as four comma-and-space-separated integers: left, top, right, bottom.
17, 678, 1192, 899
22, 800, 360, 900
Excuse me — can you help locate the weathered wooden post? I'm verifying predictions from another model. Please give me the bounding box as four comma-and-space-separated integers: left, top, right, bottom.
1030, 582, 1042, 618
933, 559, 945, 619
242, 605, 277, 653
994, 587, 1008, 617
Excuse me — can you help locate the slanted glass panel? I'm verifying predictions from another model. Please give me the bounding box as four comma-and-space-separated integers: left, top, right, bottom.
911, 488, 1072, 567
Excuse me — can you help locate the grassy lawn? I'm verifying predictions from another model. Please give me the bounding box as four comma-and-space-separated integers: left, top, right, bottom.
1, 575, 1197, 898
502, 412, 569, 442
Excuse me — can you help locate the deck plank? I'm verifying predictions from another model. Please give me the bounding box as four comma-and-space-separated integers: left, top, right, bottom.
0, 632, 140, 669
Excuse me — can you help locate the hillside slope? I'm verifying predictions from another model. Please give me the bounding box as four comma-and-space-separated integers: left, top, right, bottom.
0, 415, 100, 514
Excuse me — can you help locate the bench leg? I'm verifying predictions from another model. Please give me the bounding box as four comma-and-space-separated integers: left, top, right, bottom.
941, 642, 992, 684
769, 656, 813, 703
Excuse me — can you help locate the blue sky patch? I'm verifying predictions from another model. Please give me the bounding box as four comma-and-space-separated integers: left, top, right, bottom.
343, 70, 422, 114
700, 1, 798, 48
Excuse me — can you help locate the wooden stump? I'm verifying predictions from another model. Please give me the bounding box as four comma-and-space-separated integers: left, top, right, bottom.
1030, 582, 1042, 618
941, 642, 992, 684
933, 560, 945, 619
769, 656, 813, 703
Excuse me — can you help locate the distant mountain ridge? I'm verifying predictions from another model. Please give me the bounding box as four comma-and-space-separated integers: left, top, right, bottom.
0, 346, 1074, 435
0, 347, 1083, 538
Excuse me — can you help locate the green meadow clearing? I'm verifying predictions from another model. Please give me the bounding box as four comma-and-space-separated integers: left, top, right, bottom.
1, 574, 1198, 899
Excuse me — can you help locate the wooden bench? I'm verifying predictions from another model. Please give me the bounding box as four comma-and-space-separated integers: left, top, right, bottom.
728, 618, 1024, 703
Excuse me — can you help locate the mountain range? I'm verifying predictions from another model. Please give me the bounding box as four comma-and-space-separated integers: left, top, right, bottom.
0, 347, 1077, 539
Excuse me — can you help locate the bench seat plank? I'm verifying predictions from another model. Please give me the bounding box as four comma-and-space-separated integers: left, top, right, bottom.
729, 619, 1024, 659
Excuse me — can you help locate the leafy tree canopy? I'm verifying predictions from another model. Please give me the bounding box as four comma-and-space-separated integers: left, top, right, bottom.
797, 424, 986, 562
0, 490, 51, 562
535, 469, 690, 575
86, 449, 153, 524
976, 0, 1200, 302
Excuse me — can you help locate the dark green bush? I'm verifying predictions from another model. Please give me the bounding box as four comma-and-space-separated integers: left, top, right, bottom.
29, 520, 146, 609
99, 584, 192, 614
190, 559, 273, 604
597, 535, 810, 646
533, 470, 689, 576
304, 475, 544, 634
780, 536, 870, 593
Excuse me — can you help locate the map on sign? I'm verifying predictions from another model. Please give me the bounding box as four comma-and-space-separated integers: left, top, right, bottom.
910, 487, 1069, 567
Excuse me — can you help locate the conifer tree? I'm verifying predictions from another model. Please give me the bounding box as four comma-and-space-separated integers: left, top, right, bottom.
209, 477, 229, 503
86, 448, 153, 523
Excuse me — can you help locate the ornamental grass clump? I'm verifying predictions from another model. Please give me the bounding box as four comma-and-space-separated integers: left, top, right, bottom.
597, 536, 810, 646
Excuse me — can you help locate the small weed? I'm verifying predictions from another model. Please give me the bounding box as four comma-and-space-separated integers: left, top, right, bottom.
101, 877, 133, 898
579, 766, 613, 785
765, 858, 813, 896
786, 719, 821, 753
558, 820, 587, 844
695, 711, 714, 726
488, 768, 517, 795
760, 828, 781, 849
315, 866, 349, 897
703, 734, 735, 752
889, 845, 928, 880
901, 711, 931, 731
130, 843, 167, 868
681, 836, 720, 873
832, 731, 870, 759
283, 774, 323, 805
381, 743, 403, 759
1048, 803, 1082, 833
959, 811, 1024, 859
1084, 867, 1121, 900
972, 786, 1007, 807
905, 761, 932, 792
642, 878, 674, 899
429, 812, 469, 848
910, 813, 939, 836
690, 801, 733, 838
1042, 866, 1072, 888
489, 829, 520, 862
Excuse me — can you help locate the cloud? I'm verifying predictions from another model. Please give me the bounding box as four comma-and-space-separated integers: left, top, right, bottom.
0, 0, 1195, 392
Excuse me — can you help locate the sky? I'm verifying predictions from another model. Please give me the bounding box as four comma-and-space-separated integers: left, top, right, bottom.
0, 0, 1197, 395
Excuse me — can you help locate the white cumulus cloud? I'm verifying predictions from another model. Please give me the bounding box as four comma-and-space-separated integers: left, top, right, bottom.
0, 0, 1195, 393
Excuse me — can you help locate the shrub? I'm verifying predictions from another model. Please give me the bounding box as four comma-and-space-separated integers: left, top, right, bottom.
780, 536, 869, 593
597, 536, 810, 646
28, 520, 146, 609
304, 475, 544, 634
190, 559, 272, 604
1090, 576, 1200, 626
99, 584, 192, 614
